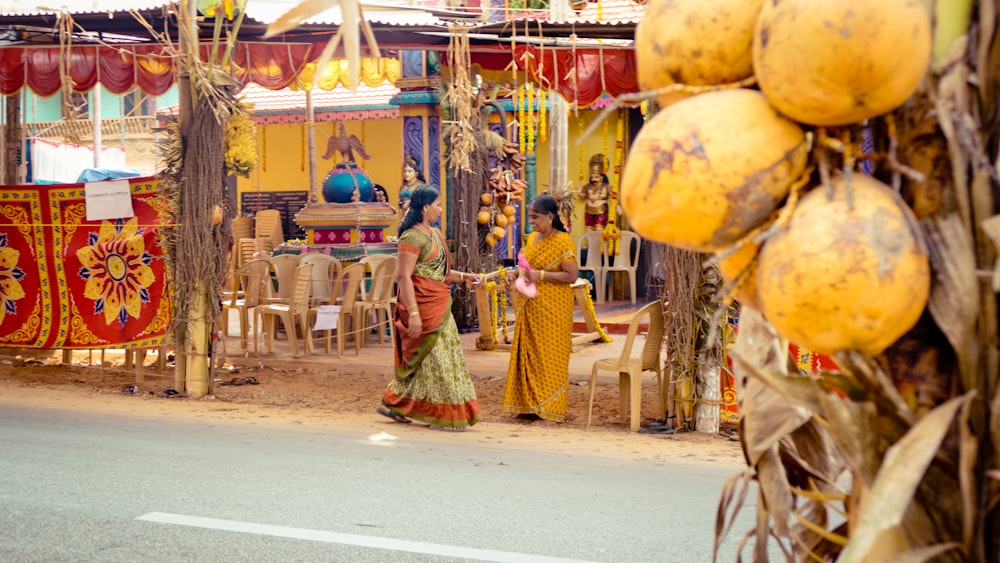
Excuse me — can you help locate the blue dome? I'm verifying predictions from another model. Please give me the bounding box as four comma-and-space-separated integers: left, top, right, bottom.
321, 163, 374, 203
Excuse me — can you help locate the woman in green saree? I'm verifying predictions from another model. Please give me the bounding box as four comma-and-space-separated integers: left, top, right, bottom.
378, 185, 482, 430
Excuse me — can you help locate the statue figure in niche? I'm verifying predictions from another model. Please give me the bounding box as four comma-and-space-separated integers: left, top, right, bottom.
579, 153, 611, 231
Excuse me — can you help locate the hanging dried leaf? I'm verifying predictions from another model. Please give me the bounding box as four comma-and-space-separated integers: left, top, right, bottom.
840, 393, 972, 561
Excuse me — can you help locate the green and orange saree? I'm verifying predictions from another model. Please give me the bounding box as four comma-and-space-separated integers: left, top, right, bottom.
381, 227, 481, 429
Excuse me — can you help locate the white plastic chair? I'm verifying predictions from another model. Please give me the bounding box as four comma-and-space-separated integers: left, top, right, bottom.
299, 253, 342, 306
354, 254, 397, 349
586, 300, 666, 431
604, 230, 641, 304
576, 231, 606, 303
258, 264, 312, 357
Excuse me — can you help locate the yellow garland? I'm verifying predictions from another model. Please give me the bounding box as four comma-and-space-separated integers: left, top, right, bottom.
602, 117, 609, 167
497, 267, 508, 342
500, 290, 509, 343
518, 83, 526, 155
527, 82, 535, 155
582, 282, 613, 343
224, 109, 258, 178
614, 111, 625, 179
486, 280, 499, 345
602, 222, 620, 256
538, 87, 547, 143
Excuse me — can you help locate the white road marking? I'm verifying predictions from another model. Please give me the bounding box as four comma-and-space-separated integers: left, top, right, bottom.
136, 512, 596, 563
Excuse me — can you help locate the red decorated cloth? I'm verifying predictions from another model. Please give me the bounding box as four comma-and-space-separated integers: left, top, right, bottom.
0, 177, 171, 348
0, 43, 317, 96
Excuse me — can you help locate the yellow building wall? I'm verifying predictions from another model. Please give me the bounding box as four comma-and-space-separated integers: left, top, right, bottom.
236, 118, 405, 234
234, 106, 630, 244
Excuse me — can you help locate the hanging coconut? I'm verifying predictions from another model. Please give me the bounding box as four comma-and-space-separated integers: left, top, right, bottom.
757, 174, 930, 356
635, 0, 765, 108
621, 88, 808, 252
753, 0, 931, 126
717, 239, 764, 311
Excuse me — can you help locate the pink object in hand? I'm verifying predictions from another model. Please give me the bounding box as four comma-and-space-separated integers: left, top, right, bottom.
514, 252, 538, 298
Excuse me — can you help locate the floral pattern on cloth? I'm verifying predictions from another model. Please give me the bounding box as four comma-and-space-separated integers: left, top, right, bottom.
76, 218, 155, 327
382, 226, 481, 428
0, 234, 26, 326
503, 231, 576, 422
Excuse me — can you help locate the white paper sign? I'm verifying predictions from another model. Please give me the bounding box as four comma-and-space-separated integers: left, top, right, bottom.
84, 180, 134, 221
313, 305, 341, 331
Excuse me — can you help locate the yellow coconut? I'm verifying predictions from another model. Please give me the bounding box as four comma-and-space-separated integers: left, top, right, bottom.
502, 204, 516, 217
494, 213, 508, 228
757, 174, 930, 356
480, 192, 493, 206
717, 240, 763, 311
620, 88, 808, 252
211, 205, 224, 226
753, 0, 931, 126
477, 210, 491, 225
636, 0, 765, 108
491, 226, 507, 240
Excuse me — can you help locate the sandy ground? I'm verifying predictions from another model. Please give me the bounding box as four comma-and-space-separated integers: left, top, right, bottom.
0, 330, 744, 466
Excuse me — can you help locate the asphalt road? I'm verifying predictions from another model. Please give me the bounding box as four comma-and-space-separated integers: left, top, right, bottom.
0, 404, 756, 562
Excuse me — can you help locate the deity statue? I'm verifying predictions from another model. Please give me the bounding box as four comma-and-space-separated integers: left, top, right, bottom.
399, 154, 428, 214
579, 154, 611, 231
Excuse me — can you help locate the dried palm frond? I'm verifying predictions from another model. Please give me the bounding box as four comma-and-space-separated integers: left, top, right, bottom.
715, 2, 1000, 559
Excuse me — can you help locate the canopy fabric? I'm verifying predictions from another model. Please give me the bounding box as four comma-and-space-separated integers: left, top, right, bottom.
288, 57, 402, 91
513, 45, 637, 107
471, 45, 637, 107
0, 42, 367, 96
2, 41, 633, 104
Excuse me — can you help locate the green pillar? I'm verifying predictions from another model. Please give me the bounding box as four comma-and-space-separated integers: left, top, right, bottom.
524, 153, 537, 234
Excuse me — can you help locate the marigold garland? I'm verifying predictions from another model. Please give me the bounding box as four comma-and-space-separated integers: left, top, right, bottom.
582, 281, 613, 343
526, 82, 535, 155
496, 267, 509, 343
518, 83, 527, 155
224, 109, 258, 178
538, 87, 547, 143
487, 280, 499, 344
499, 290, 509, 343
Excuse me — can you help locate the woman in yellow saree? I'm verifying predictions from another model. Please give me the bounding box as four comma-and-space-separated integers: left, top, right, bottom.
378, 186, 482, 430
503, 194, 579, 424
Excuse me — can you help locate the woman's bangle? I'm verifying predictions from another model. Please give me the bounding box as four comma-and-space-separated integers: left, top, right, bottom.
540, 270, 545, 282
460, 272, 466, 283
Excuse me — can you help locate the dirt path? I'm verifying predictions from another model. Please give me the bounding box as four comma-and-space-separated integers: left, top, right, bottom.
0, 344, 743, 465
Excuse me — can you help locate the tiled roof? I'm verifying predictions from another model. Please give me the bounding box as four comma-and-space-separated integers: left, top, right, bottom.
245, 0, 451, 27
561, 0, 644, 25
1, 0, 169, 16
500, 0, 643, 25
237, 81, 401, 113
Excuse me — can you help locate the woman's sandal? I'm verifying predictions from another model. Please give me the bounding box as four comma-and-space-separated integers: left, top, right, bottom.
376, 406, 412, 424
429, 424, 468, 432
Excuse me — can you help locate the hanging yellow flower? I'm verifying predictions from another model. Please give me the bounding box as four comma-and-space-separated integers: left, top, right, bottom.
518, 83, 527, 155
224, 109, 258, 178
538, 86, 547, 143
526, 82, 535, 155
486, 280, 499, 345
199, 0, 242, 19
602, 222, 621, 256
